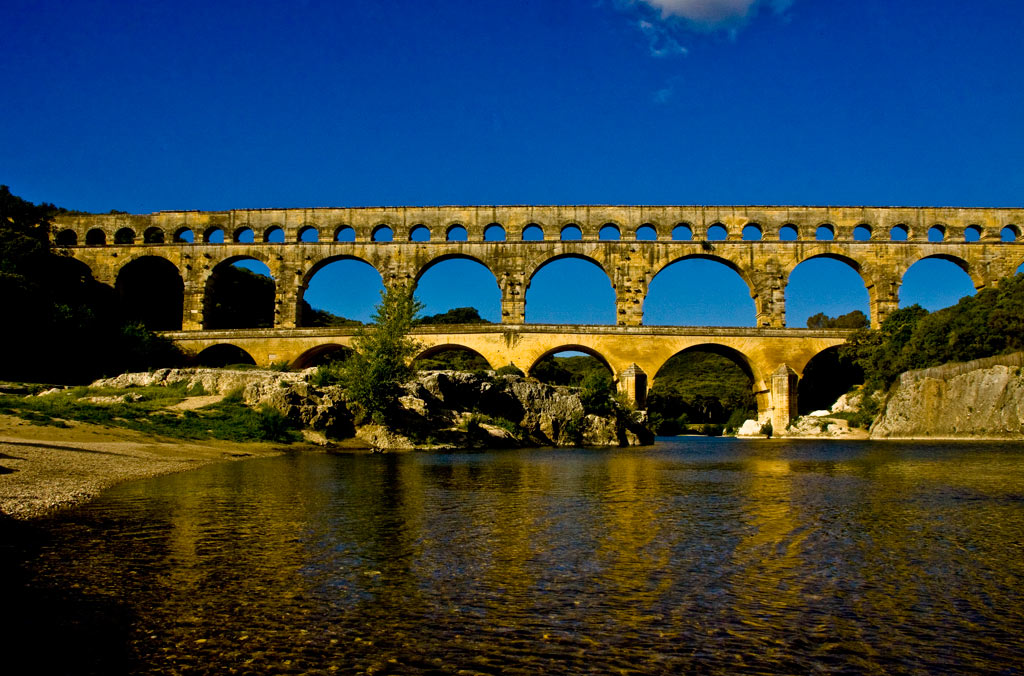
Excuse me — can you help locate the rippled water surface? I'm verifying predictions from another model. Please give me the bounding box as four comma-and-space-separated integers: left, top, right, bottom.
6, 439, 1024, 674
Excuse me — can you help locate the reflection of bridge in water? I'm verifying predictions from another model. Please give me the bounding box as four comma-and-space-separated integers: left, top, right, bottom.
54, 205, 1024, 429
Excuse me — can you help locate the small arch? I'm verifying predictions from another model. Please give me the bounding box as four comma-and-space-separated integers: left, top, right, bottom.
85, 229, 107, 245
927, 225, 945, 243
292, 344, 354, 370
372, 225, 394, 242
890, 224, 909, 241
779, 224, 799, 241
55, 229, 78, 246
203, 226, 225, 244
1002, 225, 1021, 242
143, 227, 164, 244
409, 225, 431, 242
522, 224, 544, 241
298, 226, 319, 243
599, 224, 621, 240
114, 227, 136, 245
635, 223, 657, 241
816, 224, 835, 241
706, 224, 728, 241
741, 224, 762, 241
964, 225, 982, 242
233, 227, 255, 243
446, 224, 468, 241
415, 345, 492, 372
853, 224, 872, 241
528, 347, 613, 386
672, 224, 692, 241
483, 223, 506, 241
334, 225, 355, 242
264, 226, 285, 243
560, 224, 583, 241
195, 344, 256, 368
173, 227, 194, 243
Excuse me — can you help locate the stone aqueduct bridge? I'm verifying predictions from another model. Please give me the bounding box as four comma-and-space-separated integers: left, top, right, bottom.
54, 205, 1024, 429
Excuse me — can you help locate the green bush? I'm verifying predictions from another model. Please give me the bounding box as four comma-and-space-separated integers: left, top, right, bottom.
495, 363, 525, 377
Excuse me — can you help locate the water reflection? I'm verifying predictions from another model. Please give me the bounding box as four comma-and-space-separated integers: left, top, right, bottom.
6, 439, 1024, 673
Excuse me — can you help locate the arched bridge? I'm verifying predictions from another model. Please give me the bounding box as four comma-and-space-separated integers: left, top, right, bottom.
54, 205, 1024, 431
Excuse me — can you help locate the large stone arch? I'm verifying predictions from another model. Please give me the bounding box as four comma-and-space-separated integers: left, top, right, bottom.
903, 252, 986, 290
646, 342, 766, 422
643, 253, 758, 326
413, 252, 498, 285
526, 344, 616, 380
784, 251, 874, 327
414, 343, 494, 369
203, 255, 277, 330
114, 255, 184, 331
524, 251, 616, 325
298, 253, 385, 327
291, 343, 355, 369
195, 343, 256, 367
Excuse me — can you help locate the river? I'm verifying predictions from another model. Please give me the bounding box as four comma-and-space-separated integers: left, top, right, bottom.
4, 438, 1024, 674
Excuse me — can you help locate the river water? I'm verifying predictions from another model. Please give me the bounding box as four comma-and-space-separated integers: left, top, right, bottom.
4, 438, 1024, 674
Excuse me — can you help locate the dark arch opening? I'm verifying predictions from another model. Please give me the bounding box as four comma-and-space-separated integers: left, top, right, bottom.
205, 258, 275, 329
298, 226, 319, 243
529, 347, 613, 386
233, 227, 255, 243
446, 225, 467, 241
86, 228, 107, 245
797, 347, 864, 415
203, 227, 224, 244
114, 228, 136, 245
853, 225, 872, 241
672, 224, 692, 241
522, 224, 544, 241
292, 344, 355, 370
300, 257, 382, 326
415, 256, 500, 323
644, 256, 755, 327
787, 256, 869, 328
264, 226, 284, 243
372, 225, 394, 242
55, 229, 77, 246
415, 345, 492, 372
174, 227, 194, 243
143, 227, 164, 244
484, 223, 506, 241
335, 225, 356, 242
409, 225, 431, 242
964, 225, 982, 242
742, 224, 762, 241
526, 256, 615, 325
599, 224, 621, 240
115, 256, 184, 331
816, 224, 835, 241
648, 345, 756, 436
928, 225, 945, 243
195, 344, 256, 368
890, 224, 909, 241
1002, 225, 1021, 242
900, 256, 975, 311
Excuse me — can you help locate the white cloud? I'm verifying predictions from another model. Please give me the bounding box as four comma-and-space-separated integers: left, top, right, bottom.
638, 19, 688, 57
634, 0, 793, 31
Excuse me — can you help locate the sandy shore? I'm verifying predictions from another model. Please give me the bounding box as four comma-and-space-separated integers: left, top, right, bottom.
0, 414, 288, 520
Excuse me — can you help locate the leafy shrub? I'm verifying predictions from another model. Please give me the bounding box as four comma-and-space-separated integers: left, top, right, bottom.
495, 364, 525, 377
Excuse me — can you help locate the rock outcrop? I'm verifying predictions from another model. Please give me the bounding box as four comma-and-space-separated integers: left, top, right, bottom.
91, 368, 654, 450
871, 353, 1024, 439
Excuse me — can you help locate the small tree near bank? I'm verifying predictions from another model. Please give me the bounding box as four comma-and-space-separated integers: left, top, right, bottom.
338, 285, 423, 424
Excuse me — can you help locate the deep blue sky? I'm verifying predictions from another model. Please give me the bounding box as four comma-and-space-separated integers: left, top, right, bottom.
4, 0, 1022, 325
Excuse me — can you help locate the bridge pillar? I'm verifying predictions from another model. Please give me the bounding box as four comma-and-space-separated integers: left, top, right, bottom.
612, 267, 647, 326
182, 282, 205, 331
868, 274, 901, 329
499, 271, 526, 324
618, 364, 647, 408
770, 364, 798, 433
752, 271, 786, 328
274, 269, 302, 329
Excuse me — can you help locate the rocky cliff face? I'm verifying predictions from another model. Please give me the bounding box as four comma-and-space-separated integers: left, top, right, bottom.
92, 368, 653, 449
871, 353, 1024, 439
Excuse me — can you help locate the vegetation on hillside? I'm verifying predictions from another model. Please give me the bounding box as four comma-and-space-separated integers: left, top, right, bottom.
806, 309, 869, 329
647, 351, 757, 435
840, 272, 1024, 395
0, 186, 184, 383
206, 266, 275, 329
530, 354, 609, 386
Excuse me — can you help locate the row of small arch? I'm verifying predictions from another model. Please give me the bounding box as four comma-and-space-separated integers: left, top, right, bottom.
56, 221, 1024, 247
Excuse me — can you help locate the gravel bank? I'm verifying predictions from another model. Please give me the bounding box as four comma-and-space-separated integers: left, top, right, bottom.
0, 414, 285, 519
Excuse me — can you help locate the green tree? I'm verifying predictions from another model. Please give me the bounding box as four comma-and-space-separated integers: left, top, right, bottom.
806, 310, 869, 329
415, 306, 492, 325
339, 285, 423, 424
